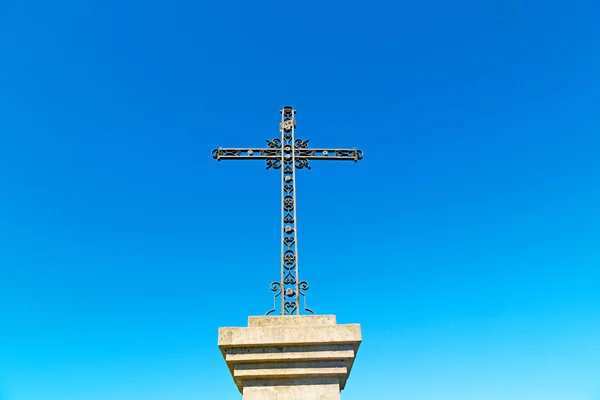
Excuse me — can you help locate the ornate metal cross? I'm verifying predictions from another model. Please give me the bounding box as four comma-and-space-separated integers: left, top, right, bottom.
212, 106, 363, 315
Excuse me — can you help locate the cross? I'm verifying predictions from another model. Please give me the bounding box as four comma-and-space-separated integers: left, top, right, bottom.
212, 106, 363, 316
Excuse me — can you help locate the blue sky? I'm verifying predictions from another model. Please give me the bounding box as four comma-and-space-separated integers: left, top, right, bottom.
1, 1, 599, 399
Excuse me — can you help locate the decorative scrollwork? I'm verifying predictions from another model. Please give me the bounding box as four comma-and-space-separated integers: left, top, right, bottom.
284, 301, 297, 315
261, 148, 281, 157
284, 253, 295, 266
284, 272, 296, 285
295, 158, 311, 170
284, 198, 294, 211
283, 237, 294, 250
296, 149, 315, 157
267, 138, 281, 148
265, 281, 282, 315
212, 148, 243, 160
295, 138, 309, 148
266, 159, 282, 170
298, 281, 315, 314
282, 106, 294, 118
335, 150, 356, 158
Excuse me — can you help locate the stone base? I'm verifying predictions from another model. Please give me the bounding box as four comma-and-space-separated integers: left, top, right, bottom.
243, 378, 340, 400
218, 315, 361, 400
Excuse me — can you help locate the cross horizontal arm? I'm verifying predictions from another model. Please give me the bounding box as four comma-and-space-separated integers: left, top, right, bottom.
296, 148, 363, 161
212, 148, 280, 161
212, 147, 364, 162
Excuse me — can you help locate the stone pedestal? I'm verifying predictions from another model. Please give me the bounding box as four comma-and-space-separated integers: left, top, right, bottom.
218, 315, 361, 400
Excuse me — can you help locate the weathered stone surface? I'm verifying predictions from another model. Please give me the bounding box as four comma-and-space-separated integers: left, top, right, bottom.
218, 315, 361, 399
248, 315, 336, 328
243, 378, 340, 400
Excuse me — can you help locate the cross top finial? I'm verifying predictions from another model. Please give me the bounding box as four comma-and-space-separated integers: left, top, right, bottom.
212, 107, 363, 315
280, 105, 296, 116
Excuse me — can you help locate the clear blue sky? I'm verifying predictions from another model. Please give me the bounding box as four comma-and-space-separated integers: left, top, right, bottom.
1, 1, 599, 399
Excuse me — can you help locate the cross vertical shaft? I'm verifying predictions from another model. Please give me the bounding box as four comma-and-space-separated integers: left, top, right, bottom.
279, 107, 303, 315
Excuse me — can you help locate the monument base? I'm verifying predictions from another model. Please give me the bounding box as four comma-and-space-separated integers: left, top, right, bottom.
218, 315, 361, 400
